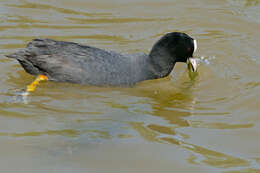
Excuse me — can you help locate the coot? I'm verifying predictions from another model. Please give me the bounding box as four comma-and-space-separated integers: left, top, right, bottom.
6, 32, 197, 86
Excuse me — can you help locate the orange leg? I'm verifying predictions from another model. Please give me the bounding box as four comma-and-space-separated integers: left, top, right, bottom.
26, 75, 48, 93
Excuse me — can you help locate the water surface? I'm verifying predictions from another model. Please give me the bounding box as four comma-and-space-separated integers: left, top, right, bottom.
1, 0, 260, 172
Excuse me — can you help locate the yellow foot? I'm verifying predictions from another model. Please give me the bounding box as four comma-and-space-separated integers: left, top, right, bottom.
26, 75, 48, 93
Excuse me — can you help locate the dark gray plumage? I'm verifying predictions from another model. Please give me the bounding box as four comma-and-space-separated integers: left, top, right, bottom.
6, 32, 196, 86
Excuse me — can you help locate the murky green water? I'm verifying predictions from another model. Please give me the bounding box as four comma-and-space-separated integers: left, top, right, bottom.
1, 0, 260, 172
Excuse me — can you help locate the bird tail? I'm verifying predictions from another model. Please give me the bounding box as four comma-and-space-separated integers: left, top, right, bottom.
5, 48, 41, 75
5, 49, 30, 60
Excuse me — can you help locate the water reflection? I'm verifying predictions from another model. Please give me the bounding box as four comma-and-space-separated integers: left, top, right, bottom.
245, 0, 259, 7
0, 129, 111, 139
228, 0, 260, 7
164, 137, 250, 168
7, 0, 110, 17
3, 56, 257, 170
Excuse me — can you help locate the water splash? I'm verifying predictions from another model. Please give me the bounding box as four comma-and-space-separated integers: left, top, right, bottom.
194, 55, 216, 65
12, 90, 30, 104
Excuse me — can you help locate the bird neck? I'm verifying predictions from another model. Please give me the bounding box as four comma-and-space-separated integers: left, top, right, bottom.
148, 46, 176, 79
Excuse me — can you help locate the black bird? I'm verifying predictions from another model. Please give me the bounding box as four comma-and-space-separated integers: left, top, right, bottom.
6, 32, 197, 87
